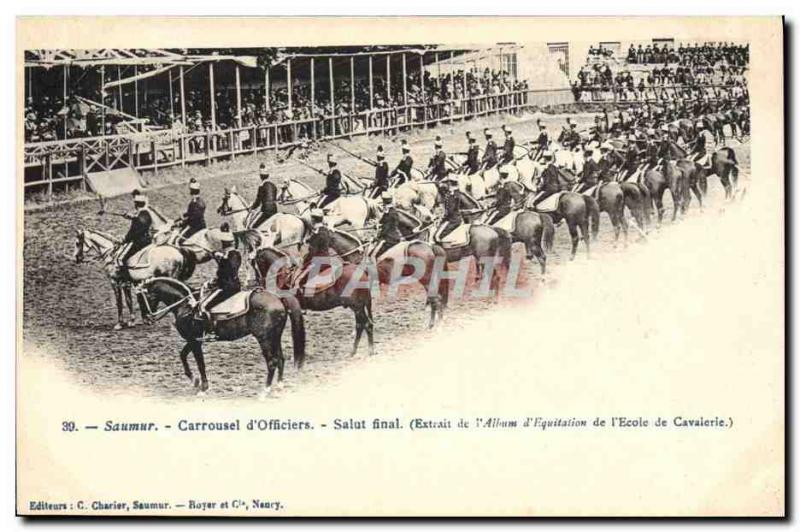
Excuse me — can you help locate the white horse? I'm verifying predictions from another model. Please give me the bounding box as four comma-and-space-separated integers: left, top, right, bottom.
73, 228, 195, 330
278, 178, 380, 229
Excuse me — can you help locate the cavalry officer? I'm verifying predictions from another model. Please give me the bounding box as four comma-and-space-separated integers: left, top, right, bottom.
371, 192, 403, 258
427, 136, 448, 181
531, 152, 561, 207
434, 175, 465, 241
643, 130, 661, 172
463, 132, 480, 175
176, 178, 206, 240
197, 224, 242, 333
295, 209, 334, 290
486, 168, 514, 225
481, 128, 498, 170
689, 120, 710, 168
369, 146, 390, 199
532, 120, 550, 160
390, 139, 414, 185
318, 154, 342, 209
597, 142, 622, 182
576, 148, 600, 193
562, 119, 581, 150
501, 125, 515, 165
621, 135, 642, 180
118, 191, 153, 277
249, 163, 279, 227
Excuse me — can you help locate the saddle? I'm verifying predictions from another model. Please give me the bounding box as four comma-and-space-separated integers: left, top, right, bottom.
293, 264, 341, 295
119, 244, 154, 269
436, 223, 471, 249
532, 192, 564, 213
491, 210, 521, 232
208, 290, 253, 321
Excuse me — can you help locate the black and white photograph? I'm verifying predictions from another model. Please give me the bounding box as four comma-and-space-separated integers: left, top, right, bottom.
15, 16, 784, 517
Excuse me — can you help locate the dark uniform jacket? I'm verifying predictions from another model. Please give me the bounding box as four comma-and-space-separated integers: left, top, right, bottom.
598, 155, 620, 181
391, 155, 414, 179
581, 159, 600, 185
466, 145, 480, 174
374, 161, 390, 190
428, 151, 447, 180
323, 169, 342, 196
540, 164, 563, 194
251, 180, 279, 216
442, 191, 465, 224
215, 249, 242, 295
691, 132, 706, 155
501, 136, 515, 163
563, 129, 581, 149
536, 131, 550, 150
494, 183, 514, 215
182, 196, 207, 231
658, 139, 674, 161
482, 140, 498, 168
305, 226, 334, 262
124, 209, 153, 250
378, 207, 403, 244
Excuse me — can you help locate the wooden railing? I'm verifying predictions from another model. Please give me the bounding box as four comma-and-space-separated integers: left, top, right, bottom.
23, 88, 575, 196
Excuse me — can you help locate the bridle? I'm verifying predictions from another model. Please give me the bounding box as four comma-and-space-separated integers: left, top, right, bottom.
136, 277, 197, 322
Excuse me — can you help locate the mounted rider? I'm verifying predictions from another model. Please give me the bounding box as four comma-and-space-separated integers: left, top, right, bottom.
248, 163, 279, 227
390, 139, 414, 186
621, 134, 642, 180
196, 224, 241, 336
532, 120, 550, 161
294, 209, 334, 290
369, 145, 390, 199
576, 147, 600, 193
434, 175, 465, 241
463, 131, 481, 175
597, 142, 622, 182
427, 136, 448, 181
175, 178, 206, 240
117, 190, 153, 279
563, 119, 583, 150
485, 167, 514, 225
369, 192, 403, 259
689, 120, 713, 170
500, 125, 515, 165
531, 151, 561, 207
481, 128, 498, 170
318, 154, 342, 209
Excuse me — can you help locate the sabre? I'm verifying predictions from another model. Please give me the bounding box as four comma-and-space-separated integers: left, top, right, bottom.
331, 142, 378, 167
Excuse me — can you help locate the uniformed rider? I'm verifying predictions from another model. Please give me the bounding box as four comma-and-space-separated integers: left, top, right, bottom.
118, 190, 153, 278
434, 176, 465, 241
369, 146, 390, 199
427, 136, 448, 181
390, 140, 414, 186
176, 178, 206, 240
249, 163, 279, 227
370, 192, 403, 259
196, 224, 241, 335
318, 154, 342, 209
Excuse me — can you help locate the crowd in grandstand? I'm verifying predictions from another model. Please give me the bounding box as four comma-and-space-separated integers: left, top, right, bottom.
24, 66, 529, 143
572, 41, 749, 102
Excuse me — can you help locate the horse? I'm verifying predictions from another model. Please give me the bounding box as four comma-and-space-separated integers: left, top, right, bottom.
278, 178, 380, 229
252, 246, 376, 355
73, 228, 196, 330
528, 171, 599, 260
664, 139, 740, 201
137, 277, 305, 397
569, 176, 629, 247
255, 225, 451, 328
477, 205, 554, 277
393, 179, 440, 212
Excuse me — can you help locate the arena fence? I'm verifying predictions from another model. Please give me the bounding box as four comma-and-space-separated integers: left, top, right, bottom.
23, 88, 575, 197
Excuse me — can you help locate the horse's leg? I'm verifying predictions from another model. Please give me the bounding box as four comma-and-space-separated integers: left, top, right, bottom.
365, 297, 375, 356
619, 204, 629, 247
653, 187, 665, 228
567, 219, 579, 260
579, 214, 591, 258
190, 341, 209, 393
113, 285, 124, 330
179, 342, 194, 385
690, 177, 704, 211
351, 307, 365, 357
124, 285, 136, 327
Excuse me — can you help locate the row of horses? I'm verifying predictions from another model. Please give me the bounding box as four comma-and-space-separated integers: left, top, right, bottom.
72, 113, 744, 397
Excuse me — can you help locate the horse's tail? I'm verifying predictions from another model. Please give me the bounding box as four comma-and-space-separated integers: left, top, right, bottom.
280, 294, 306, 369
583, 195, 601, 240
176, 247, 197, 281
240, 229, 263, 252
540, 213, 555, 252
494, 227, 513, 271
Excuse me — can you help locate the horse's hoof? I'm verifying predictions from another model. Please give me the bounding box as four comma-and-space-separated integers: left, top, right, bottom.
196, 390, 206, 398
258, 387, 271, 401
126, 320, 136, 328
193, 377, 200, 388
113, 323, 123, 331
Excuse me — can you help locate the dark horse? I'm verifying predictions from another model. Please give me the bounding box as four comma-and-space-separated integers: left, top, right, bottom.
472, 182, 555, 276
439, 190, 514, 293
663, 139, 740, 202
529, 170, 600, 259
137, 277, 306, 397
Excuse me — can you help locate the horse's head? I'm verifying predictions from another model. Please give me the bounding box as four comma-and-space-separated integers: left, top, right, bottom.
137, 277, 194, 322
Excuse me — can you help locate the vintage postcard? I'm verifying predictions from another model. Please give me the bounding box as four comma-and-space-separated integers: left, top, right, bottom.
16, 16, 784, 517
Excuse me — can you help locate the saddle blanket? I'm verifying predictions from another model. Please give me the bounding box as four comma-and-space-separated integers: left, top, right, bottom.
580, 184, 599, 197
492, 210, 521, 232
209, 290, 253, 320
437, 223, 471, 248
534, 192, 564, 213
294, 265, 341, 295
